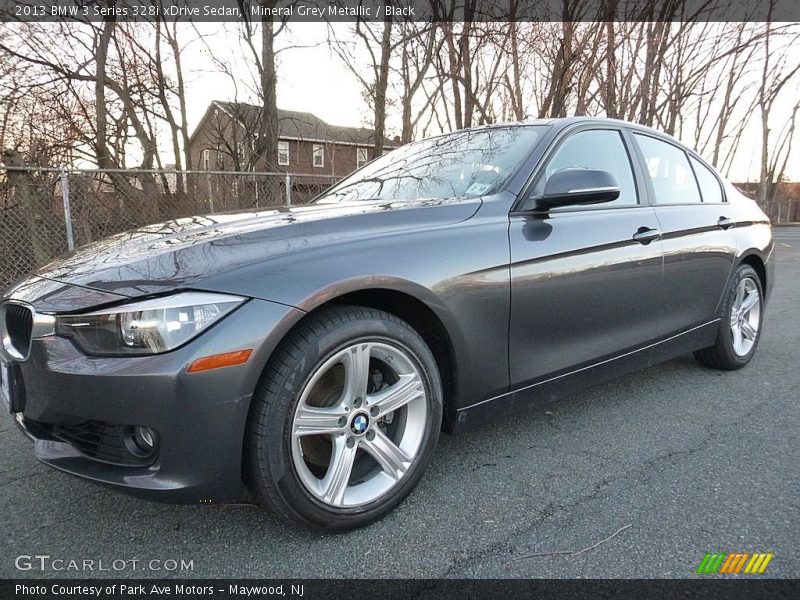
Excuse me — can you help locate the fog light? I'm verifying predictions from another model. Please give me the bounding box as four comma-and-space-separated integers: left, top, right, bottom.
132, 426, 158, 454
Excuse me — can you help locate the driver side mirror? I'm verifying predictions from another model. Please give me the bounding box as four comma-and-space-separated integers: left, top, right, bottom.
535, 168, 620, 211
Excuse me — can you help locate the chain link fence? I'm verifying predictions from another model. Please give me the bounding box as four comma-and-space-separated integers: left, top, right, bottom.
5, 167, 797, 291
734, 183, 800, 224
1, 167, 339, 289
762, 198, 799, 224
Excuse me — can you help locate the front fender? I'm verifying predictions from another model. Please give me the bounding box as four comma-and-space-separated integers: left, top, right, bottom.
196, 204, 513, 411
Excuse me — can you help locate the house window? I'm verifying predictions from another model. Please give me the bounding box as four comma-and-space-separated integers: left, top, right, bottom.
356, 147, 368, 169
278, 141, 289, 166
313, 144, 324, 168
202, 149, 210, 170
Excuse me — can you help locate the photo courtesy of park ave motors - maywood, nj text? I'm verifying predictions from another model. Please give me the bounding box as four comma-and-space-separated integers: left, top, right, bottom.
0, 0, 798, 596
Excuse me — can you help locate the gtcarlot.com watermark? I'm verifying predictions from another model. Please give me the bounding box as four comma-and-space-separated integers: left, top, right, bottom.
15, 554, 194, 573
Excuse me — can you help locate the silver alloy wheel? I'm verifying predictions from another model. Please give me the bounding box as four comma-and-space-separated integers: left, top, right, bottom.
290, 341, 428, 508
730, 276, 761, 357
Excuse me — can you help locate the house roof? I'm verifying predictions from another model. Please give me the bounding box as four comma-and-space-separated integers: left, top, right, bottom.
194, 101, 394, 147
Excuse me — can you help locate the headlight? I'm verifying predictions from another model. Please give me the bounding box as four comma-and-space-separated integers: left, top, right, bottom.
56, 292, 246, 356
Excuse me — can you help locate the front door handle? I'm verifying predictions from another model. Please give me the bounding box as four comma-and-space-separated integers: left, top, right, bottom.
717, 216, 734, 230
633, 227, 661, 245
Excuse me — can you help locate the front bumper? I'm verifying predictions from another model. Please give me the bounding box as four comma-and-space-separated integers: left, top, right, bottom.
4, 294, 304, 503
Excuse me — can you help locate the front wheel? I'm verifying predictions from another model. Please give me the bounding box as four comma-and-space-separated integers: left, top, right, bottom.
694, 264, 764, 370
245, 305, 442, 531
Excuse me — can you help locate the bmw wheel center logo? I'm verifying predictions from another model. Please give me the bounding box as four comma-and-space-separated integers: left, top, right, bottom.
351, 413, 369, 435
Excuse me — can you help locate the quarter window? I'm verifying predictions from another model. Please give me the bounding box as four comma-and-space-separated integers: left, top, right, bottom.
313, 144, 324, 168
537, 129, 638, 207
278, 141, 290, 166
634, 134, 702, 204
689, 156, 723, 203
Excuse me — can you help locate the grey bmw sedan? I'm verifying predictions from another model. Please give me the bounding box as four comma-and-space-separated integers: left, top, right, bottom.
0, 118, 774, 531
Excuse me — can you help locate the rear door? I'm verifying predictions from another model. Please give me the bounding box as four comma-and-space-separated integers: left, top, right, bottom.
508, 126, 664, 390
630, 133, 737, 338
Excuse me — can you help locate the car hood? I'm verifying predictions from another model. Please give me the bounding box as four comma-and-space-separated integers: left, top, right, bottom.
20, 197, 481, 303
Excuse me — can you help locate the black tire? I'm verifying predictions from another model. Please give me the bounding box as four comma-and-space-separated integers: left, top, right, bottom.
694, 264, 764, 370
245, 305, 442, 531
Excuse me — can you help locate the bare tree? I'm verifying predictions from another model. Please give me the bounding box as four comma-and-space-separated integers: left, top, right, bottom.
394, 22, 440, 144
756, 19, 800, 204
328, 16, 394, 153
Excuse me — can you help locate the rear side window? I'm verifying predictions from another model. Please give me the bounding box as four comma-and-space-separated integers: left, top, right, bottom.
634, 134, 701, 205
689, 156, 724, 203
539, 129, 638, 207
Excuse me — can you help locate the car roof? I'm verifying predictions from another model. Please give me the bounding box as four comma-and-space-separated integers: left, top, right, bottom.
464, 116, 671, 136
408, 117, 703, 169
454, 116, 691, 155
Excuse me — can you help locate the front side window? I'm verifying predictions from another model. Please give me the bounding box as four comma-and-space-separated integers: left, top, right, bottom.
313, 144, 324, 168
532, 129, 638, 208
316, 126, 545, 204
278, 141, 290, 166
690, 156, 724, 203
634, 134, 702, 204
356, 147, 368, 169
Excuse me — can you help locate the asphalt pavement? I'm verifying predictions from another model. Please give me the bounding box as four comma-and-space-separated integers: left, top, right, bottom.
1, 228, 798, 579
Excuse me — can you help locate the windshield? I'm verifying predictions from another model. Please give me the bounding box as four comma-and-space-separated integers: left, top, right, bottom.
316, 125, 545, 204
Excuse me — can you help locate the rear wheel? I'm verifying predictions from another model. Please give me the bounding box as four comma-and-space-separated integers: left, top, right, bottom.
694, 264, 763, 370
246, 305, 442, 531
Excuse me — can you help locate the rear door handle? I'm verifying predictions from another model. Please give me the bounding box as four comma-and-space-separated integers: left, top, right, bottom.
633, 227, 661, 245
717, 216, 734, 230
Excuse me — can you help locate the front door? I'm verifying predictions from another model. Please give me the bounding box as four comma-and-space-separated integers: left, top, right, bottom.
509, 127, 664, 389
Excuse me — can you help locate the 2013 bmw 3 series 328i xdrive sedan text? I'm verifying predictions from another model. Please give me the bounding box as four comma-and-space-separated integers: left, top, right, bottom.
1, 118, 774, 531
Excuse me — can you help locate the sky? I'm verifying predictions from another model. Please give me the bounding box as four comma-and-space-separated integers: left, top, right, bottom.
177, 23, 799, 181
188, 23, 366, 135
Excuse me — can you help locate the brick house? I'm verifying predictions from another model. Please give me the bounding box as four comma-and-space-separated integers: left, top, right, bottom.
188, 101, 396, 177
